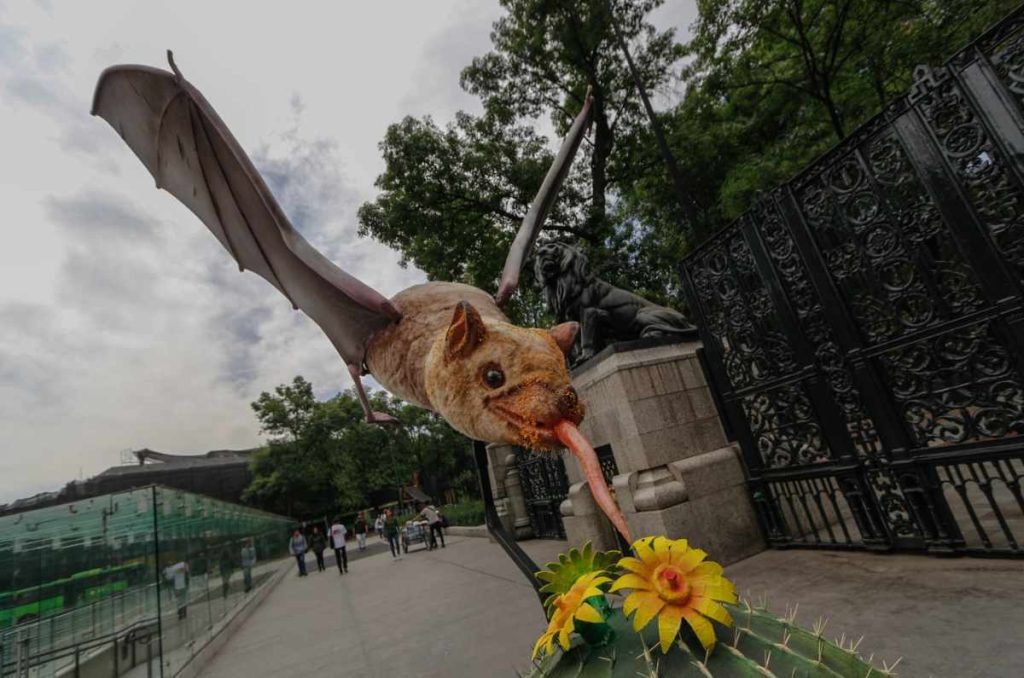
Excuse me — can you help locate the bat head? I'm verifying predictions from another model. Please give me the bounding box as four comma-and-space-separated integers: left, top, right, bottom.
424, 301, 583, 450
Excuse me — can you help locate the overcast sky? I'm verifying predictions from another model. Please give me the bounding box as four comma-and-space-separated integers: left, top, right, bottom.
0, 0, 697, 503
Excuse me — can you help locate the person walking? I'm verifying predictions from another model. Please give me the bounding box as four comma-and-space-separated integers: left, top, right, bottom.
419, 503, 446, 549
383, 509, 401, 559
374, 512, 386, 542
218, 545, 235, 598
240, 538, 256, 593
163, 560, 189, 619
329, 517, 349, 574
289, 529, 308, 577
354, 513, 368, 551
310, 526, 328, 572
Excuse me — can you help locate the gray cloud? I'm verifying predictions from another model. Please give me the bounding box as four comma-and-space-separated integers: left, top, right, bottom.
44, 191, 162, 241
0, 24, 25, 66
399, 1, 501, 119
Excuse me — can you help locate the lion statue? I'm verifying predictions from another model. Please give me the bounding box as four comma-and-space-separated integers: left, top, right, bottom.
533, 241, 697, 363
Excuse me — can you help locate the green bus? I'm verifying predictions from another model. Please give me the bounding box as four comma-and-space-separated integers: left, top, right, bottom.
0, 560, 149, 628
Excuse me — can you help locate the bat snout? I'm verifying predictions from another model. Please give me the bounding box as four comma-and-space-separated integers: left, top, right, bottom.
557, 386, 584, 424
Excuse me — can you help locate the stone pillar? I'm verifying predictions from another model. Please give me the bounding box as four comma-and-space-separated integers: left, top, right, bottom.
503, 452, 535, 539
484, 443, 534, 538
563, 339, 765, 564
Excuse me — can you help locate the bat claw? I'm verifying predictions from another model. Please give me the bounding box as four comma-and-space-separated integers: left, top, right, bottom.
368, 411, 400, 426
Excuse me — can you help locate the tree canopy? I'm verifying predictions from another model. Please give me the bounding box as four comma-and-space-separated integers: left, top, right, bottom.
358, 0, 1019, 313
242, 376, 474, 519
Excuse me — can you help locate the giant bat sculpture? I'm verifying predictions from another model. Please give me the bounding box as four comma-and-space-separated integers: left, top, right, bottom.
91, 52, 630, 542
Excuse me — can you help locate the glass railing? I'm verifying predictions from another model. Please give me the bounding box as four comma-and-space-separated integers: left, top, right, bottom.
0, 486, 293, 677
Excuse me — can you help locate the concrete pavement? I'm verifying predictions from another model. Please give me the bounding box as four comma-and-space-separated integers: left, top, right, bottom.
197, 536, 563, 678
198, 537, 1024, 678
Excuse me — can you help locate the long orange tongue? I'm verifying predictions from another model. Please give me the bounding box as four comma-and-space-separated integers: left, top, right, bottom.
554, 420, 633, 544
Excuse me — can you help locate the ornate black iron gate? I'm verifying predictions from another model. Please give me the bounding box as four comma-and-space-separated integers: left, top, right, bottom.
515, 449, 570, 539
681, 9, 1024, 557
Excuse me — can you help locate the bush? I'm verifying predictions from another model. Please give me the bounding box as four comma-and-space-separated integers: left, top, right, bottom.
441, 500, 484, 526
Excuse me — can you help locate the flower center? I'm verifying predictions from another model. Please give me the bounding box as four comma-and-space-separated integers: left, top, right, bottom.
653, 564, 690, 602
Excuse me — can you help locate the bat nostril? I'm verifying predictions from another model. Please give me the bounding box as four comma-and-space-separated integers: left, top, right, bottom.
558, 387, 580, 418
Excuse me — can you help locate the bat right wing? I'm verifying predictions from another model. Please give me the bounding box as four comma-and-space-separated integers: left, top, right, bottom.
494, 88, 594, 308
91, 52, 401, 370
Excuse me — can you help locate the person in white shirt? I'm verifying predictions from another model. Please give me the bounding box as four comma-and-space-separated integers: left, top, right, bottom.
329, 518, 349, 574
163, 560, 189, 619
374, 513, 385, 541
419, 503, 445, 549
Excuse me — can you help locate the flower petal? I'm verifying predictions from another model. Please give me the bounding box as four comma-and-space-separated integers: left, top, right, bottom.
622, 591, 642, 617
634, 537, 660, 565
692, 597, 734, 627
557, 619, 574, 650
682, 608, 716, 652
532, 632, 550, 659
691, 578, 737, 604
657, 604, 685, 653
610, 573, 653, 592
575, 602, 604, 624
618, 556, 651, 576
672, 546, 707, 573
691, 560, 723, 578
631, 592, 667, 632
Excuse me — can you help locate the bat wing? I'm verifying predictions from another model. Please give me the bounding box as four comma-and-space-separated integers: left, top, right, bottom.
494, 89, 594, 307
91, 52, 401, 368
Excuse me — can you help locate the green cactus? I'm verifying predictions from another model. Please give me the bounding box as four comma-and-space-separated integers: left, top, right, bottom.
536, 542, 620, 613
523, 602, 896, 678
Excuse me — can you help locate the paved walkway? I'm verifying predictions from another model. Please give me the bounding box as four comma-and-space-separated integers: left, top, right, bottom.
198, 537, 1024, 678
198, 536, 563, 677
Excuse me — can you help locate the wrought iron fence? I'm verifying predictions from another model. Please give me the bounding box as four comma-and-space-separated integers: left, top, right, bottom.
680, 6, 1024, 557
514, 449, 570, 540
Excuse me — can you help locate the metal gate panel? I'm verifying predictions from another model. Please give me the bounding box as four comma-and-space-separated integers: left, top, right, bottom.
681, 7, 1024, 557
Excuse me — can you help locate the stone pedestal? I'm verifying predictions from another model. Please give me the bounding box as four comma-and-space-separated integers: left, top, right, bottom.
562, 339, 764, 564
485, 443, 533, 539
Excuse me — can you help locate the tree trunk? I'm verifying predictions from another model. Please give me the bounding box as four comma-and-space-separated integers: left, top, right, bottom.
589, 88, 613, 238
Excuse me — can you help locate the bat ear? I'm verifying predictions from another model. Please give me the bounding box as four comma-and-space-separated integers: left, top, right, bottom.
446, 301, 487, 361
549, 321, 578, 355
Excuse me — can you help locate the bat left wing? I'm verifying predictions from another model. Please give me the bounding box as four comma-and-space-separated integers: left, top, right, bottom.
91, 52, 401, 373
494, 88, 594, 308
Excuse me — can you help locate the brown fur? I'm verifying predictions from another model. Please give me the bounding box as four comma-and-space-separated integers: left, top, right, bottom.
365, 282, 582, 449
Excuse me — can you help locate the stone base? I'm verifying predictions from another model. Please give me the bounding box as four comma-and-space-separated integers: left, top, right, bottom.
560, 482, 619, 552
562, 339, 765, 563
618, 446, 764, 565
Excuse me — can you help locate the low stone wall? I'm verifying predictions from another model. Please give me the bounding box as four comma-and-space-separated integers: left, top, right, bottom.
445, 525, 490, 539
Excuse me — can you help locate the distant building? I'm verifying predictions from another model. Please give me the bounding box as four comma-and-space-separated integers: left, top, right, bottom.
0, 448, 258, 516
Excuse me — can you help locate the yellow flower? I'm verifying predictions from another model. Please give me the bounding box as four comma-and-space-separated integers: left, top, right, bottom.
610, 536, 737, 653
532, 571, 611, 659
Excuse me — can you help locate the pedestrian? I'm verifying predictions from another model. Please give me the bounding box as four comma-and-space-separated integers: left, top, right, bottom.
384, 508, 401, 559
163, 560, 189, 619
310, 526, 328, 572
419, 502, 446, 549
289, 529, 308, 577
240, 538, 256, 593
374, 512, 386, 541
354, 512, 368, 551
218, 545, 235, 598
329, 517, 349, 574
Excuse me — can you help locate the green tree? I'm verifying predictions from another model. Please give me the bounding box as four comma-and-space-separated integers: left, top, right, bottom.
243, 377, 475, 518
359, 0, 686, 313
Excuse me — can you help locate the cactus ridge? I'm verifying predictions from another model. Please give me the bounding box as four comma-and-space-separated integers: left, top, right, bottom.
525, 602, 895, 678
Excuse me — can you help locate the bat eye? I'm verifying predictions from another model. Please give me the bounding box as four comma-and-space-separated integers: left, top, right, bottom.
483, 366, 505, 389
